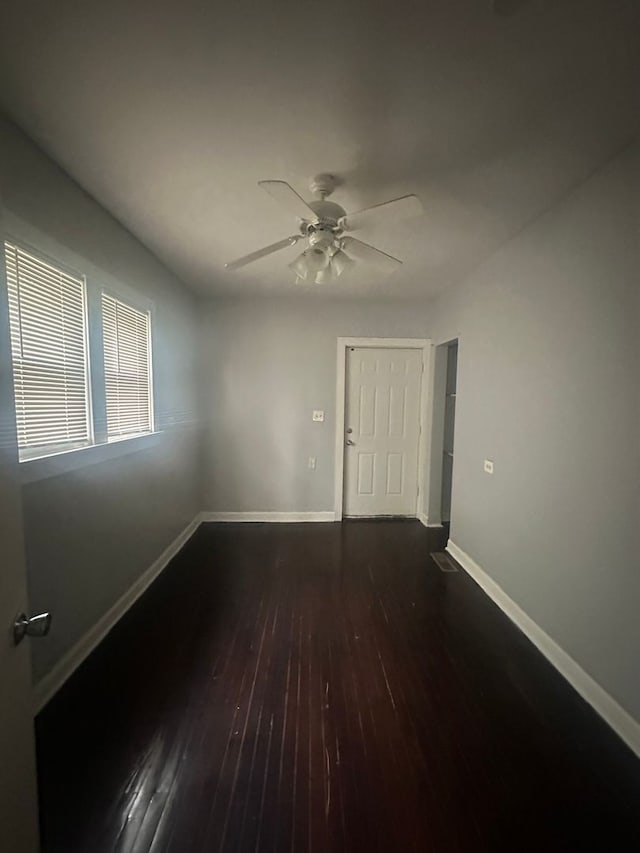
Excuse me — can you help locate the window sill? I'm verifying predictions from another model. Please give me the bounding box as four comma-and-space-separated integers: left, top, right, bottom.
19, 432, 163, 485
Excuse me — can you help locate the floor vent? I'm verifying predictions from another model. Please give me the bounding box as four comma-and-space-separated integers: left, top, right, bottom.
431, 552, 459, 573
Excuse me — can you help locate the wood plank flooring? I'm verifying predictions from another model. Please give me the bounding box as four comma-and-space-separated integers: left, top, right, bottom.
36, 521, 640, 852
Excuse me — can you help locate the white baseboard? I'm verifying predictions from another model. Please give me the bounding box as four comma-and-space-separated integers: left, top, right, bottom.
200, 511, 336, 523
446, 540, 640, 758
418, 511, 444, 529
33, 514, 202, 713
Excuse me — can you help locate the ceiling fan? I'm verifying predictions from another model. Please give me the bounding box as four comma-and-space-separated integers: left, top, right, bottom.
225, 174, 423, 284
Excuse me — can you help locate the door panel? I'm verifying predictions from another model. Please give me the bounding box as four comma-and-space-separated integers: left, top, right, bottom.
0, 221, 40, 851
344, 347, 422, 516
357, 453, 375, 494
386, 453, 403, 495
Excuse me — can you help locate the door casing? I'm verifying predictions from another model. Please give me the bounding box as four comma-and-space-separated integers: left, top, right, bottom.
334, 337, 431, 521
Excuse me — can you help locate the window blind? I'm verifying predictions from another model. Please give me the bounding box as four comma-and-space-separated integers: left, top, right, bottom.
102, 293, 153, 439
5, 241, 91, 458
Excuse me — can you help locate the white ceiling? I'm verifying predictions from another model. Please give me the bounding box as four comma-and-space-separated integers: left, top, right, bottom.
0, 0, 637, 299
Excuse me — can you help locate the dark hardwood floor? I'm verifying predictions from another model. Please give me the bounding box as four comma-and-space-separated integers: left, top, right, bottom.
36, 521, 640, 852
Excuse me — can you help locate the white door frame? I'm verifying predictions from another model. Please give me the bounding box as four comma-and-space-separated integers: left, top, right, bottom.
334, 337, 432, 521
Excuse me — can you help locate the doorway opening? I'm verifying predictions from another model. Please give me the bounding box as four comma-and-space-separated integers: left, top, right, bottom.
334, 337, 430, 521
441, 341, 458, 524
426, 338, 459, 529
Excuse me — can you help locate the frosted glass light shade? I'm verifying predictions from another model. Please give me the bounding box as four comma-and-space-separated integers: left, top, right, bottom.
331, 249, 355, 277
288, 247, 329, 280
314, 267, 334, 284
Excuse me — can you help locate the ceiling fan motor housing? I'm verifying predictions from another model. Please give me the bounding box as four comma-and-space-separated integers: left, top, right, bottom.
307, 199, 346, 223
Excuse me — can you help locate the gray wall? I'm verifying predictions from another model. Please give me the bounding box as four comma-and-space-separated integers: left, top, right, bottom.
199, 297, 430, 513
0, 118, 200, 684
428, 144, 640, 721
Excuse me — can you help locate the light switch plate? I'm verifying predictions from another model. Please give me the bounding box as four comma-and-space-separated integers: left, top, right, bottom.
312, 410, 324, 422
484, 459, 494, 474
308, 456, 316, 470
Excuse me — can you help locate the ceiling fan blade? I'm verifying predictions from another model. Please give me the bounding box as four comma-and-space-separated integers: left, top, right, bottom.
258, 180, 318, 221
341, 194, 423, 231
225, 235, 302, 271
341, 237, 403, 270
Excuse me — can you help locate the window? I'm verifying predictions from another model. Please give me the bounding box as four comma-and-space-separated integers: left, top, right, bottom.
5, 241, 91, 460
102, 293, 153, 439
3, 240, 156, 467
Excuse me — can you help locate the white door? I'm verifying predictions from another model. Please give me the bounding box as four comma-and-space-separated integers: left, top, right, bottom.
343, 347, 423, 517
0, 220, 40, 850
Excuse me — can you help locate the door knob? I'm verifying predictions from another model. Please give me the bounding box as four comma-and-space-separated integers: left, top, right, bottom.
346, 439, 355, 446
13, 612, 52, 645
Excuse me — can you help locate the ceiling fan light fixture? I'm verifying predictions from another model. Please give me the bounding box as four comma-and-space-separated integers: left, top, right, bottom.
288, 252, 310, 279
306, 247, 329, 272
331, 249, 355, 278
314, 267, 334, 284
289, 247, 329, 281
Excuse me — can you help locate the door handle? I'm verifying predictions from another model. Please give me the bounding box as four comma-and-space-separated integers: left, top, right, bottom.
13, 612, 52, 645
345, 439, 355, 446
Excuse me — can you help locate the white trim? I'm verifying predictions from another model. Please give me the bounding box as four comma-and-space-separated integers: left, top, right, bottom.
446, 540, 640, 758
33, 514, 202, 713
417, 512, 444, 529
334, 337, 431, 521
200, 511, 336, 523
